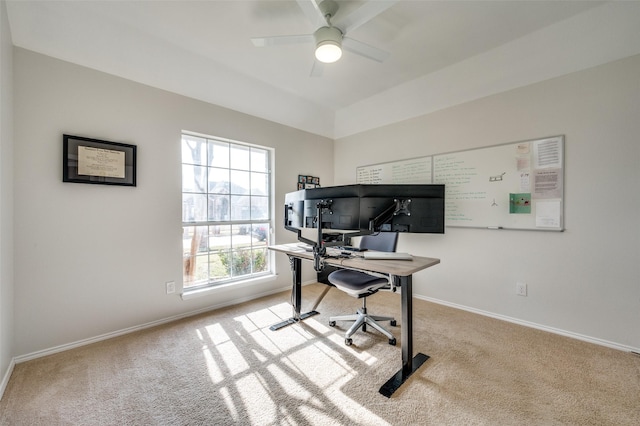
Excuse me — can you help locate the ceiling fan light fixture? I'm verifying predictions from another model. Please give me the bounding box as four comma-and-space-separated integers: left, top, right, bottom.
315, 41, 342, 63
314, 26, 342, 63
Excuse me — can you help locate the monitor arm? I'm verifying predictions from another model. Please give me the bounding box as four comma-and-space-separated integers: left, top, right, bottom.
285, 200, 342, 272
312, 200, 332, 272
369, 198, 412, 232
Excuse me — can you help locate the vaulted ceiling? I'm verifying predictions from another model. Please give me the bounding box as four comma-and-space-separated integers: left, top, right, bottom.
6, 1, 640, 138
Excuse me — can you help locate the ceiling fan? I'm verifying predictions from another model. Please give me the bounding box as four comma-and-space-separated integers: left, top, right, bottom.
251, 0, 398, 76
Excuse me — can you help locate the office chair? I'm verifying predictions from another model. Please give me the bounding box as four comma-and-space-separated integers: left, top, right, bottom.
328, 232, 398, 346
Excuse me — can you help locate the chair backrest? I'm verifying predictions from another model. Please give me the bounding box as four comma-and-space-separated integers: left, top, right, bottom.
359, 232, 398, 253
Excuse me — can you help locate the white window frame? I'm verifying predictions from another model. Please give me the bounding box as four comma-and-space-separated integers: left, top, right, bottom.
181, 132, 274, 292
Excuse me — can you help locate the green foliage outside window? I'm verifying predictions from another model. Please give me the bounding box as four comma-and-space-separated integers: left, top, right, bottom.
220, 249, 267, 276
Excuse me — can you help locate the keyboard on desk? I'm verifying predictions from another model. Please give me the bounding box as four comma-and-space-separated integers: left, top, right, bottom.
363, 251, 413, 260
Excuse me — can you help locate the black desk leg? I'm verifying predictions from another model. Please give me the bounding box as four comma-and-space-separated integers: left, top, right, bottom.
379, 274, 430, 397
270, 255, 319, 331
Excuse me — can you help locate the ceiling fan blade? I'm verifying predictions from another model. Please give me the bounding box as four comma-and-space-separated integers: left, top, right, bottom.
343, 37, 390, 63
310, 60, 324, 77
334, 0, 398, 34
251, 34, 314, 47
296, 0, 325, 28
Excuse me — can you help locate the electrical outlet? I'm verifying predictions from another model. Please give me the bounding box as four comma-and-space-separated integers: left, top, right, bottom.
516, 282, 527, 297
166, 281, 175, 294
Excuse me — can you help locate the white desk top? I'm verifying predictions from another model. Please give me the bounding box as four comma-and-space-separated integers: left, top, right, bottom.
268, 243, 440, 276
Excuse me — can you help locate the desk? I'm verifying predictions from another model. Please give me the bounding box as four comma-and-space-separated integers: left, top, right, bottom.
268, 243, 440, 397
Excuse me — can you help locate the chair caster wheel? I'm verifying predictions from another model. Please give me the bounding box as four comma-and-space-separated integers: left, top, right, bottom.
390, 320, 397, 326
329, 321, 336, 327
389, 338, 396, 346
345, 338, 353, 346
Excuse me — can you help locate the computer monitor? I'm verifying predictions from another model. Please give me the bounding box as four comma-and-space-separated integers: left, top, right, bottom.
358, 184, 445, 233
285, 184, 444, 236
284, 184, 444, 271
284, 185, 360, 250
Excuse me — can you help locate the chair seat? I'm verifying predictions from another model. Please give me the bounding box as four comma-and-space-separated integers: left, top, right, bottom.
328, 269, 388, 295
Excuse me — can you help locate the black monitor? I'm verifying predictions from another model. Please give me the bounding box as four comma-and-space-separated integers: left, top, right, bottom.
358, 184, 445, 233
285, 184, 444, 237
284, 184, 444, 271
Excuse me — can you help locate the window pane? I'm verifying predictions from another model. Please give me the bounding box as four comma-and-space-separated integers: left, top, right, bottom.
208, 224, 231, 251
230, 144, 250, 171
182, 164, 207, 193
251, 148, 268, 172
182, 135, 207, 166
208, 195, 230, 221
208, 167, 229, 194
183, 226, 208, 284
230, 170, 250, 195
183, 226, 208, 254
230, 195, 251, 220
182, 194, 207, 222
252, 248, 269, 274
210, 249, 231, 281
231, 249, 253, 277
251, 223, 269, 244
251, 172, 268, 195
209, 140, 229, 168
251, 196, 269, 220
190, 254, 209, 283
231, 224, 259, 250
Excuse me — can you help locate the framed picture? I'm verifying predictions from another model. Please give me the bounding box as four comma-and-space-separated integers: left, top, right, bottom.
297, 174, 320, 189
63, 134, 136, 186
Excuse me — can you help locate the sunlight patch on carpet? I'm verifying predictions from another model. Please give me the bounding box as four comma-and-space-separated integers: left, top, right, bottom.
195, 303, 389, 425
202, 346, 224, 384
236, 373, 277, 424
219, 386, 240, 422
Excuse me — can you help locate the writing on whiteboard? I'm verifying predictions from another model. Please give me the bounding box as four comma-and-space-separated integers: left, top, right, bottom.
357, 158, 432, 184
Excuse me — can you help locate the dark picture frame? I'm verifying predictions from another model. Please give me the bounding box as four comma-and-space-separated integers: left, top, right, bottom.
63, 134, 136, 186
296, 174, 320, 190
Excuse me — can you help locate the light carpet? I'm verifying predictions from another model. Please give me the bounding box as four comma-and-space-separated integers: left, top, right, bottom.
1, 283, 638, 425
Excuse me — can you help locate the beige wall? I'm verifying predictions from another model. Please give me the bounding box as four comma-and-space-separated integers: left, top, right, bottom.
0, 0, 15, 393
8, 46, 640, 360
12, 48, 333, 357
335, 55, 640, 350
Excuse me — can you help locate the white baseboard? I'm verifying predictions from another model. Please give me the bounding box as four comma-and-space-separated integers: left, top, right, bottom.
416, 295, 640, 354
15, 283, 634, 375
0, 358, 15, 400
14, 281, 315, 364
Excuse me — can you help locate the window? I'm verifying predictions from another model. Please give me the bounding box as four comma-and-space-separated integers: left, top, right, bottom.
182, 133, 272, 289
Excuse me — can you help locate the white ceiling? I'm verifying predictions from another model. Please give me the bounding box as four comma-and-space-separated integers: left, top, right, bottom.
6, 1, 640, 139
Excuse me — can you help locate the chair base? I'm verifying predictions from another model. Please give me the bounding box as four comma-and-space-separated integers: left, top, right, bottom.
329, 308, 396, 345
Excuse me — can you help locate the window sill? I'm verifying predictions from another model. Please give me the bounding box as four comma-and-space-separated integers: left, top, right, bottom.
181, 274, 277, 300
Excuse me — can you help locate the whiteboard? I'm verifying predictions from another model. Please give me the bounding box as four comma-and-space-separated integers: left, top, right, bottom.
356, 136, 564, 231
357, 157, 432, 184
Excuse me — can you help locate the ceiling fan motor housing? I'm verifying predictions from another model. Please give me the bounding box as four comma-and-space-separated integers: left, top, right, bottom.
314, 26, 343, 45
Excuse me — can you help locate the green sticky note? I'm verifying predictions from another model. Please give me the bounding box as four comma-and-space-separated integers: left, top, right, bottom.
510, 193, 531, 214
